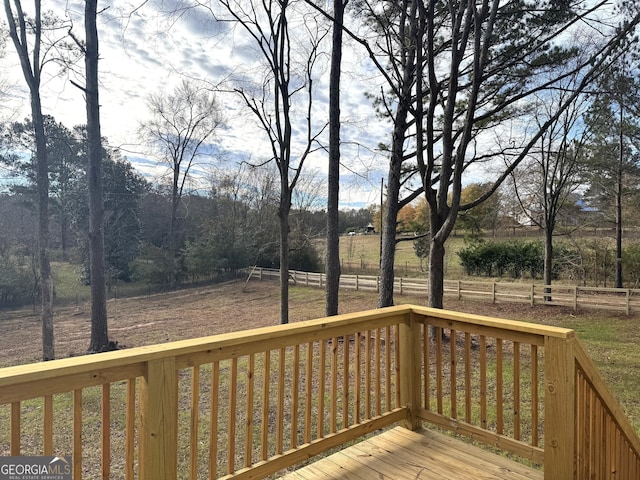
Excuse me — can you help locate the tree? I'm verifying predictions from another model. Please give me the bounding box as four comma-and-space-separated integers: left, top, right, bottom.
212, 0, 328, 323
69, 148, 148, 284
76, 0, 111, 352
422, 0, 640, 311
0, 193, 38, 308
456, 183, 501, 237
364, 0, 424, 308
325, 0, 347, 317
511, 86, 591, 293
184, 164, 277, 277
413, 235, 429, 271
140, 80, 223, 288
583, 57, 640, 288
2, 116, 83, 256
397, 204, 417, 233
355, 0, 640, 312
3, 0, 68, 360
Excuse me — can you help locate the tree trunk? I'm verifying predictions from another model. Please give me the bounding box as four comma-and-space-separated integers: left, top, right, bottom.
615, 176, 623, 288
33, 102, 54, 361
60, 213, 68, 261
325, 0, 344, 317
427, 236, 446, 338
85, 0, 109, 353
169, 170, 180, 289
377, 94, 412, 308
428, 238, 445, 309
279, 185, 290, 324
615, 103, 623, 288
376, 0, 417, 309
544, 228, 553, 302
378, 185, 399, 307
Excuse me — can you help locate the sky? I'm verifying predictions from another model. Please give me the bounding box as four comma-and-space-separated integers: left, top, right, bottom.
1, 0, 392, 209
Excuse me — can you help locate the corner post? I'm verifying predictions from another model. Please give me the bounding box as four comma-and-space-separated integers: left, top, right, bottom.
399, 311, 422, 430
544, 333, 576, 479
139, 357, 178, 480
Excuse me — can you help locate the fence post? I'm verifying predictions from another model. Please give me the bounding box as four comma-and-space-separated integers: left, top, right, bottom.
544, 333, 576, 480
399, 312, 422, 431
356, 275, 359, 291
492, 283, 496, 304
626, 289, 631, 315
400, 277, 403, 295
531, 284, 535, 306
377, 277, 380, 292
139, 357, 178, 480
574, 286, 578, 312
457, 280, 461, 300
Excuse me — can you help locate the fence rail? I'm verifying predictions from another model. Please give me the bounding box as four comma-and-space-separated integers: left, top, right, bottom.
248, 267, 640, 315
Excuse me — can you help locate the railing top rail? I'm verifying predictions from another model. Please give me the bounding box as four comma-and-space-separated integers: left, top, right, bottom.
0, 305, 575, 394
574, 339, 640, 456
0, 305, 412, 392
409, 305, 575, 340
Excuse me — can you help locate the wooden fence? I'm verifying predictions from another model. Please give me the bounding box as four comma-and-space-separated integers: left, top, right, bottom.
247, 267, 640, 315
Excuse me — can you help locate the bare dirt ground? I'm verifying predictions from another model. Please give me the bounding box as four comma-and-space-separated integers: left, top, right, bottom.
0, 278, 612, 367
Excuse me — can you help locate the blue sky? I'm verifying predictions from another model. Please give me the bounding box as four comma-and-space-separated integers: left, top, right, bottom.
2, 0, 391, 209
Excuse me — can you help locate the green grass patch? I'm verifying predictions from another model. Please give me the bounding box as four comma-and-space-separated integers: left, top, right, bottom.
52, 262, 90, 301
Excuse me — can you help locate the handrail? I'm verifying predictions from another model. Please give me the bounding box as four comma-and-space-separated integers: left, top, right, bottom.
0, 306, 413, 479
407, 307, 573, 469
574, 340, 640, 477
1, 304, 639, 479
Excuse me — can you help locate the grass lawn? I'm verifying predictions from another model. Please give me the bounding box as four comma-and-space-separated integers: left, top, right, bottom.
321, 233, 467, 277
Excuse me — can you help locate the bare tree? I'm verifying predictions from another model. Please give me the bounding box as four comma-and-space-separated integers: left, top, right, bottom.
205, 0, 328, 324
511, 86, 591, 295
3, 0, 63, 360
140, 80, 223, 288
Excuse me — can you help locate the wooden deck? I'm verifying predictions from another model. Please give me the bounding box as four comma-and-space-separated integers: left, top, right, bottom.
3, 305, 640, 479
280, 427, 544, 480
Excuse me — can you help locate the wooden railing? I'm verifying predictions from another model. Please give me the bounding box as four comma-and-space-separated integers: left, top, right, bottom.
0, 305, 639, 479
249, 267, 640, 314
574, 341, 640, 477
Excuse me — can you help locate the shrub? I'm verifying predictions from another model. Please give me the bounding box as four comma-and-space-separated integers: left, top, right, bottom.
623, 242, 640, 288
130, 243, 175, 285
458, 240, 543, 279
290, 243, 322, 272
0, 255, 37, 308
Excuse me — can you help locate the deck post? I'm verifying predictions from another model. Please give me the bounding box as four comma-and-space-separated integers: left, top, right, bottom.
139, 357, 178, 480
544, 333, 576, 480
399, 312, 421, 431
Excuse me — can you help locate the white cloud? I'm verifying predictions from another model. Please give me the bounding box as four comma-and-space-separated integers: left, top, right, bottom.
1, 0, 389, 208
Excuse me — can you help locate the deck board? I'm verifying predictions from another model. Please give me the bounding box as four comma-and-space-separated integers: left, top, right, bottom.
279, 427, 544, 480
